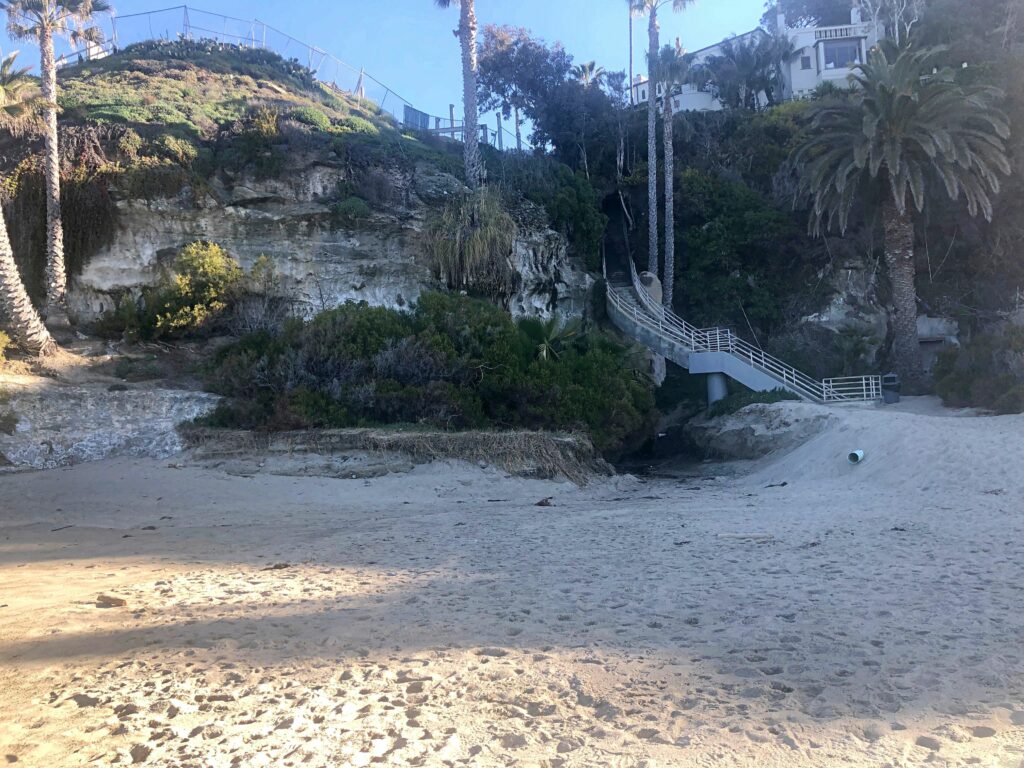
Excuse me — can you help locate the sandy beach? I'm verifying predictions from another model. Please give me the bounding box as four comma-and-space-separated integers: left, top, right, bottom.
1, 401, 1023, 767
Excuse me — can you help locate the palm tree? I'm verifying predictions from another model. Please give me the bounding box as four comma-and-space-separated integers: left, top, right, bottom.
630, 0, 696, 276
0, 50, 55, 356
435, 0, 483, 190
1, 0, 111, 323
791, 44, 1010, 387
519, 316, 581, 361
652, 44, 692, 309
572, 61, 606, 89
702, 32, 786, 111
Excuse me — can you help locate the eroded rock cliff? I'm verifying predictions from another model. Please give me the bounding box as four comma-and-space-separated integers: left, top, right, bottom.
68, 153, 591, 324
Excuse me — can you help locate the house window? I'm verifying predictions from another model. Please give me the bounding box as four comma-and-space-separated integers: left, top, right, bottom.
641, 88, 647, 100
823, 40, 860, 69
801, 55, 812, 70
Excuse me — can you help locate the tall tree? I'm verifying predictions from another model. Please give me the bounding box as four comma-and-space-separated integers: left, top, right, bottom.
572, 61, 606, 88
700, 32, 793, 110
0, 49, 55, 355
762, 0, 852, 28
2, 0, 110, 323
631, 0, 696, 276
652, 44, 692, 308
436, 0, 483, 189
791, 44, 1010, 387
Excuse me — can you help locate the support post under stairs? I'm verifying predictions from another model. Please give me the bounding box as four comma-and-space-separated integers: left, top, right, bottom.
707, 373, 728, 408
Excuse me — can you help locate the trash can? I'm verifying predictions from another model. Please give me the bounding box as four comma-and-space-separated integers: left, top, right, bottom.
881, 373, 901, 404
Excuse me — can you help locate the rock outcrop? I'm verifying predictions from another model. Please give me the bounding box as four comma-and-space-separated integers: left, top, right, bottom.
686, 402, 840, 461
68, 155, 591, 323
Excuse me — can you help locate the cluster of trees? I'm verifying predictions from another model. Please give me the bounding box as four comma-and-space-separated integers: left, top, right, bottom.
0, 0, 110, 357
452, 0, 1017, 391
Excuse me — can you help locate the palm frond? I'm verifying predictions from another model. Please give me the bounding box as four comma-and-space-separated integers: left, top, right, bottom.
790, 42, 1011, 232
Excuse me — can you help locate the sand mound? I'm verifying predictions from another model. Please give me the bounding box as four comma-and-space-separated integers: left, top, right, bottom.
746, 398, 1024, 497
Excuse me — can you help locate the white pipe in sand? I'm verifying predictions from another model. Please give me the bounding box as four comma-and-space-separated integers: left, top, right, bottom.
848, 450, 865, 465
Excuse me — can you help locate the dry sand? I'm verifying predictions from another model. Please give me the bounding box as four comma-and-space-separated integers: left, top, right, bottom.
1, 399, 1023, 767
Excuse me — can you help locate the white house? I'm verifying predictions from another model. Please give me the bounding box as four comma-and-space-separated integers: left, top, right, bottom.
632, 2, 883, 113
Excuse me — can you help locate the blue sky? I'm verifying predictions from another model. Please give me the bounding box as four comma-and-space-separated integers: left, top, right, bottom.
0, 0, 766, 119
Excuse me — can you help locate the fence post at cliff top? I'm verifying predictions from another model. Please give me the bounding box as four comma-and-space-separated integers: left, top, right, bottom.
496, 114, 503, 151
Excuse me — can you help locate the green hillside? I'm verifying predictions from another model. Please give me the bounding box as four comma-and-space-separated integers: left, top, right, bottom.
57, 38, 393, 140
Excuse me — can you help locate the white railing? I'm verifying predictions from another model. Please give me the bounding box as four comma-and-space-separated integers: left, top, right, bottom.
814, 23, 874, 40
607, 258, 882, 404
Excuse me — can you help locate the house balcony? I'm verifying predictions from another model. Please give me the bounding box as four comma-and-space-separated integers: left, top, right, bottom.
813, 22, 876, 41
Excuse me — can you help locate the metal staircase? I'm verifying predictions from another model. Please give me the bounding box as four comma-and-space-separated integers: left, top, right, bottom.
604, 258, 882, 404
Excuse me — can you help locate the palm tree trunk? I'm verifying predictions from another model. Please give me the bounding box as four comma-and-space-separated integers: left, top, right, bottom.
459, 0, 483, 189
0, 207, 56, 356
882, 199, 924, 388
629, 9, 635, 106
646, 10, 659, 275
662, 93, 674, 308
39, 25, 68, 322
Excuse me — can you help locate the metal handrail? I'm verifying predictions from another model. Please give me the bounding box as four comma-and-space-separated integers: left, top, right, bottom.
610, 257, 882, 404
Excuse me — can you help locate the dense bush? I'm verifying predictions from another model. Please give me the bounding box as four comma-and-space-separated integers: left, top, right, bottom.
290, 106, 332, 131
202, 292, 654, 456
332, 196, 372, 226
96, 241, 260, 341
934, 326, 1024, 414
674, 169, 819, 334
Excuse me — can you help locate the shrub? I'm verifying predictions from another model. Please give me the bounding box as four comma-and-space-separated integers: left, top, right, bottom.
708, 388, 801, 419
156, 135, 199, 166
291, 106, 332, 131
117, 128, 143, 160
332, 196, 371, 226
224, 107, 286, 179
934, 326, 1024, 414
425, 188, 520, 303
153, 242, 244, 337
202, 293, 654, 456
228, 256, 296, 336
337, 116, 379, 135
96, 241, 246, 340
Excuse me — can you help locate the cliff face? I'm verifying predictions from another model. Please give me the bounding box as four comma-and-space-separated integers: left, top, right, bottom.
68, 153, 591, 323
